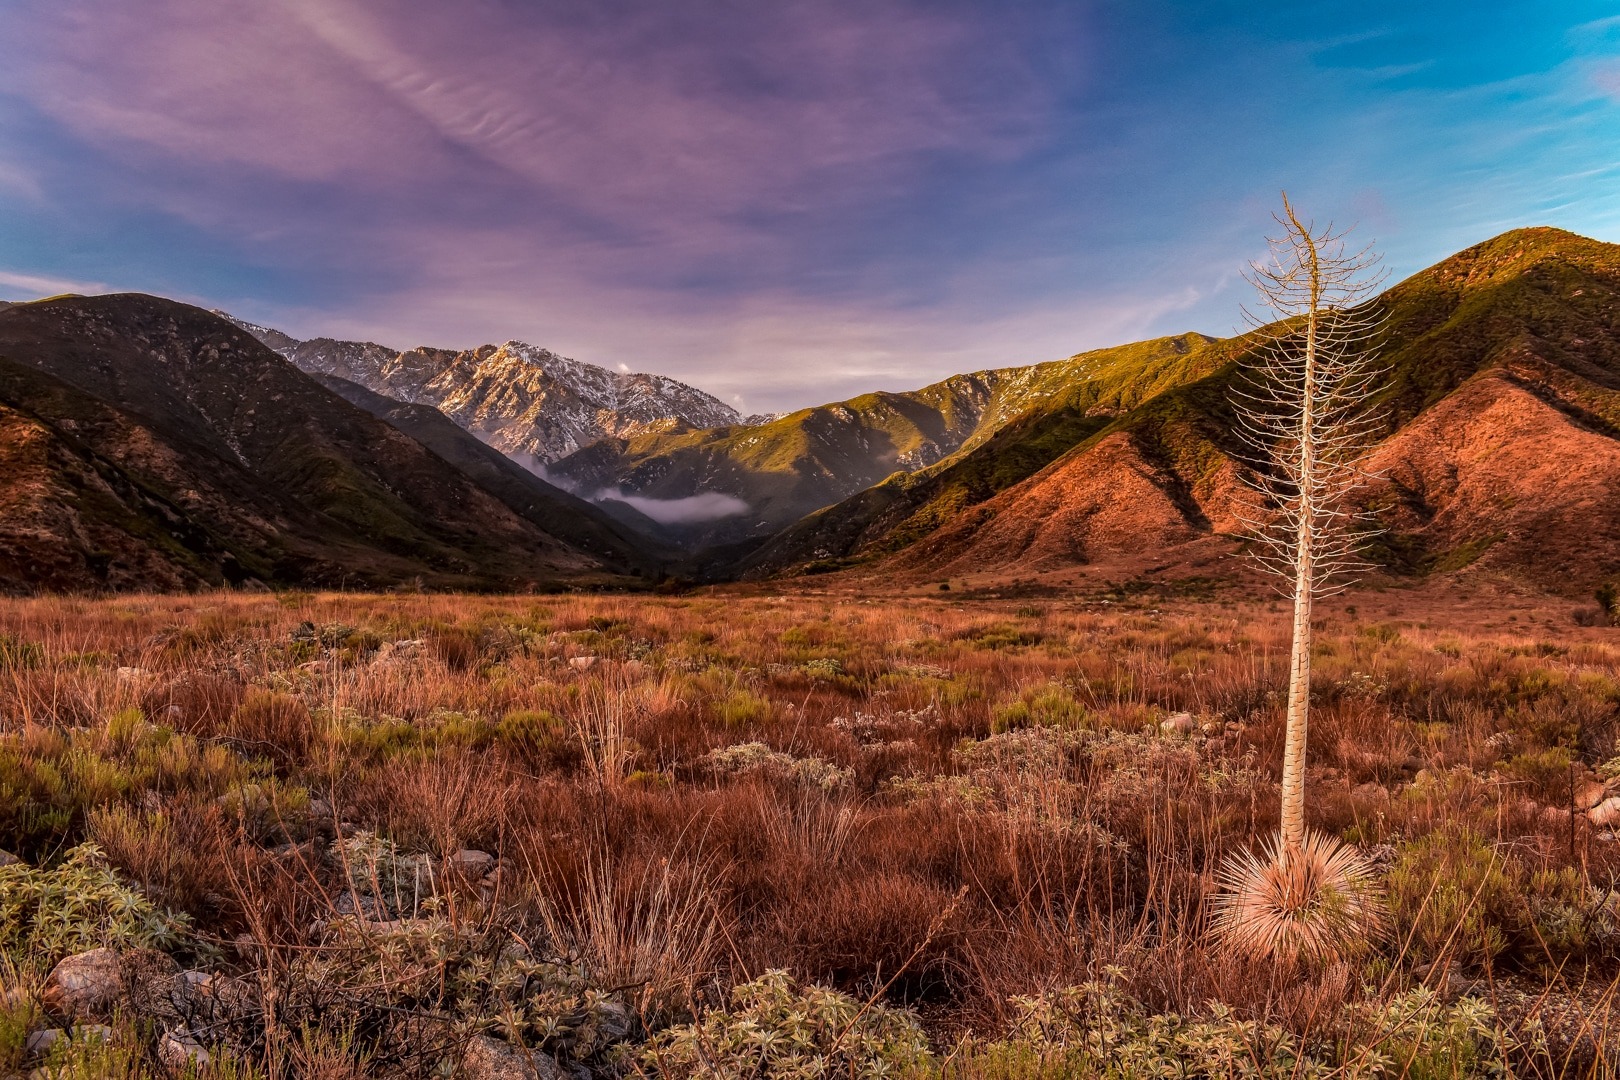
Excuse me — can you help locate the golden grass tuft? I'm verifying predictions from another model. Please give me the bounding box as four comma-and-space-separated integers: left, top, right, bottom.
1209, 830, 1385, 967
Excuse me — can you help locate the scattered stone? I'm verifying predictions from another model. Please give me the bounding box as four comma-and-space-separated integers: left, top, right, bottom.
0, 849, 21, 867
25, 1029, 63, 1057
462, 1034, 566, 1080
157, 1029, 212, 1075
179, 970, 255, 1023
1541, 804, 1574, 830
1589, 796, 1620, 827
26, 1025, 114, 1058
41, 949, 122, 1020
232, 934, 260, 962
568, 655, 598, 671
1159, 712, 1197, 735
371, 639, 426, 666
1576, 781, 1607, 810
595, 999, 633, 1043
1351, 782, 1390, 804
447, 848, 496, 880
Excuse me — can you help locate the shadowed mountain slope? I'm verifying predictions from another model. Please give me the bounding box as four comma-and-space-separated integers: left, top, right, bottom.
0, 295, 654, 592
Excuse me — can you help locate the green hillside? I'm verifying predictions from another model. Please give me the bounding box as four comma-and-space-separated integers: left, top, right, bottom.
746, 227, 1620, 579
549, 332, 1216, 548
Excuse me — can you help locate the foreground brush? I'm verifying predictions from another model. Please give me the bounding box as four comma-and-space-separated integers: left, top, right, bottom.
1210, 830, 1385, 967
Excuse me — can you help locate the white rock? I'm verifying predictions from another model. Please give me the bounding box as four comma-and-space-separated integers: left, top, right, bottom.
41, 949, 122, 1019
1159, 712, 1197, 735
448, 849, 496, 879
568, 655, 598, 671
462, 1034, 566, 1080
157, 1029, 212, 1075
26, 1024, 114, 1058
1590, 796, 1620, 826
25, 1028, 64, 1057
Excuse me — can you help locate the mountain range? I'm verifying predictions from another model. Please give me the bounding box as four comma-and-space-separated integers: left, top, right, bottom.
219, 317, 761, 467
0, 225, 1615, 595
0, 296, 657, 591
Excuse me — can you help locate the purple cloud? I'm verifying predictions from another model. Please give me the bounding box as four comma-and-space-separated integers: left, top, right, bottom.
2, 2, 1617, 412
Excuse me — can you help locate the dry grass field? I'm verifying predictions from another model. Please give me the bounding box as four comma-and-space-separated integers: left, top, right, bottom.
2, 582, 1619, 1077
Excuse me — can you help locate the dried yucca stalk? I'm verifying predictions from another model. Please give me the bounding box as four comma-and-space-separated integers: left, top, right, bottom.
1233, 194, 1387, 847
1214, 196, 1388, 963
1210, 830, 1385, 967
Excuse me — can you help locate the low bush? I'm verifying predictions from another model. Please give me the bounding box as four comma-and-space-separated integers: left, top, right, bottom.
638, 970, 931, 1079
0, 844, 189, 968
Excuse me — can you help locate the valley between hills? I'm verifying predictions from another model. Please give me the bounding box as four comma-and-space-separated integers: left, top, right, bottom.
0, 225, 1614, 602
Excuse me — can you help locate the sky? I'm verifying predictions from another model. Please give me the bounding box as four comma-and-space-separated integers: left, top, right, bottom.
1, 2, 1618, 414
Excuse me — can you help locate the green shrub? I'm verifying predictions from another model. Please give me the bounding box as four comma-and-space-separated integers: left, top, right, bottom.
496, 708, 580, 770
0, 979, 36, 1074
703, 742, 852, 791
1361, 987, 1518, 1079
31, 1025, 140, 1079
715, 688, 772, 728
0, 843, 189, 967
943, 982, 1520, 1079
959, 624, 1041, 651
1597, 580, 1619, 624
1498, 745, 1573, 802
992, 683, 1090, 733
986, 980, 1320, 1079
0, 716, 259, 856
802, 657, 844, 680
0, 634, 43, 670
638, 970, 930, 1079
1523, 865, 1620, 966
1387, 827, 1520, 969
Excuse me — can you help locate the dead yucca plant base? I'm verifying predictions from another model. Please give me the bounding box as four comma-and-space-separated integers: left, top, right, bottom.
1210, 830, 1384, 968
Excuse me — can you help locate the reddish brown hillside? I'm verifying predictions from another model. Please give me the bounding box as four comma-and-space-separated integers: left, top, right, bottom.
887, 430, 1237, 582
890, 432, 1237, 576
1367, 371, 1620, 585
0, 406, 210, 592
859, 228, 1620, 594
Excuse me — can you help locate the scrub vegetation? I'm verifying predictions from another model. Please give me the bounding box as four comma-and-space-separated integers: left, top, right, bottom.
1, 587, 1618, 1077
